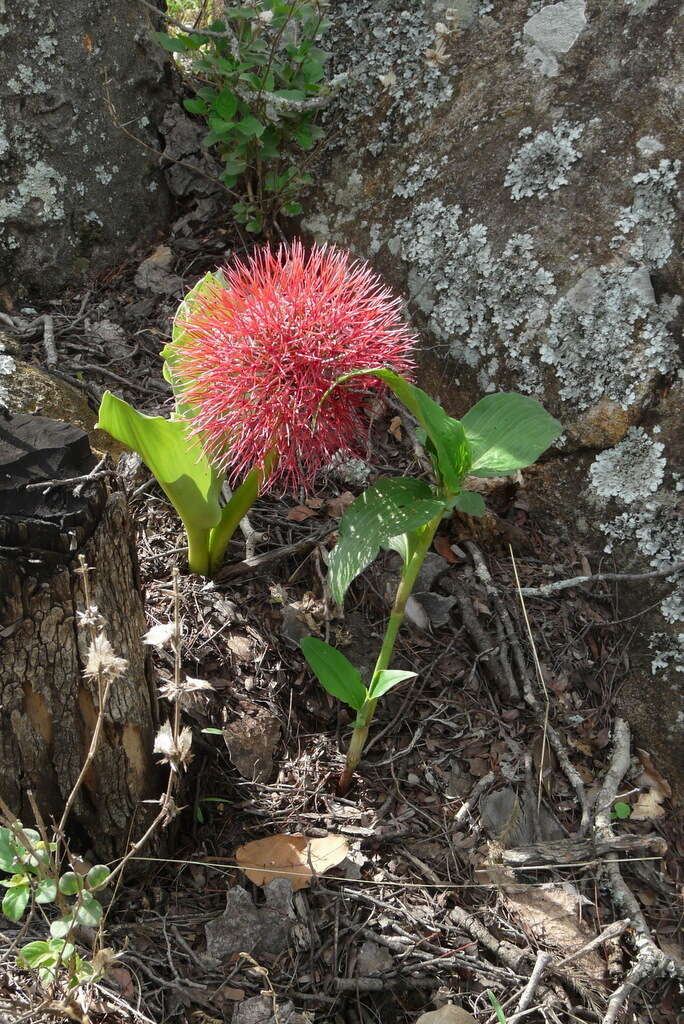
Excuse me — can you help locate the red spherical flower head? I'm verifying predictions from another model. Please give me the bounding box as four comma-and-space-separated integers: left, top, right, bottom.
175, 241, 417, 491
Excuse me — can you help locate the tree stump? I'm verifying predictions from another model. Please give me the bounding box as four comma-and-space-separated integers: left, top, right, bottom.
0, 413, 159, 860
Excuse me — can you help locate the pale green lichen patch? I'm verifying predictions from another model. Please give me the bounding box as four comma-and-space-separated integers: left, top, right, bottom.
613, 158, 681, 269
397, 200, 555, 391
505, 122, 584, 200
540, 265, 679, 409
0, 161, 66, 222
589, 427, 666, 502
324, 1, 454, 158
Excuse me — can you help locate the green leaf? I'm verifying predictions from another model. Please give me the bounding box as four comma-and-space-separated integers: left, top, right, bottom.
612, 801, 632, 820
74, 892, 102, 928
183, 97, 209, 115
450, 491, 486, 517
328, 478, 445, 605
96, 393, 223, 541
154, 31, 194, 52
487, 991, 507, 1024
35, 878, 58, 904
368, 669, 417, 701
58, 871, 82, 896
213, 90, 238, 120
164, 272, 222, 416
3, 882, 29, 922
273, 88, 307, 101
86, 865, 110, 891
202, 727, 225, 735
282, 201, 303, 216
235, 115, 265, 138
50, 917, 73, 940
299, 637, 367, 712
462, 393, 561, 478
321, 370, 471, 494
18, 940, 52, 968
0, 828, 19, 872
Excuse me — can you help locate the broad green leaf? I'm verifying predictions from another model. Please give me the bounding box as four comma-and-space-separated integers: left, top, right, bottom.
0, 828, 18, 872
86, 865, 110, 891
462, 393, 561, 478
96, 393, 222, 534
183, 97, 209, 115
58, 871, 82, 896
368, 669, 417, 701
612, 801, 631, 820
236, 115, 265, 138
321, 369, 471, 493
17, 941, 52, 967
35, 878, 57, 904
450, 491, 486, 517
153, 31, 193, 52
48, 938, 75, 958
3, 882, 29, 922
74, 892, 102, 928
50, 917, 73, 939
213, 90, 238, 120
299, 637, 367, 711
328, 478, 445, 605
274, 88, 307, 100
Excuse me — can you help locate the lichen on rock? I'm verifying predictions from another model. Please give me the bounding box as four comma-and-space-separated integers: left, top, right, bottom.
540, 265, 679, 409
505, 122, 584, 201
613, 158, 681, 269
589, 427, 666, 502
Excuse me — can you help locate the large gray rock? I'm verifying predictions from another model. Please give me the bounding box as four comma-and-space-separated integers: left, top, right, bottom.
304, 0, 683, 795
0, 1, 173, 296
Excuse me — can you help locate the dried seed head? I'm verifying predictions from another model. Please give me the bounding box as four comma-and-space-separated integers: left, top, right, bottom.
153, 721, 194, 772
159, 675, 213, 706
84, 634, 128, 682
77, 605, 106, 631
142, 622, 176, 648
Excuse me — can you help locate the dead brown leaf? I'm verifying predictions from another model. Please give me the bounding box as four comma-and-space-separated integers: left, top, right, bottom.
388, 415, 403, 440
235, 833, 349, 891
304, 496, 324, 509
416, 1006, 477, 1024
326, 491, 355, 517
631, 788, 666, 821
433, 535, 460, 563
287, 504, 318, 522
636, 748, 672, 798
506, 884, 605, 983
225, 634, 254, 662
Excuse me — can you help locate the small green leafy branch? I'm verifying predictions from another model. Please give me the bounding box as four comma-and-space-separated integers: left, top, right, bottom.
155, 0, 333, 234
300, 371, 562, 793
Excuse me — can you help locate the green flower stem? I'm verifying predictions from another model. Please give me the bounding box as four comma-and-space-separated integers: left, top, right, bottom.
207, 450, 277, 577
186, 527, 211, 576
338, 510, 444, 794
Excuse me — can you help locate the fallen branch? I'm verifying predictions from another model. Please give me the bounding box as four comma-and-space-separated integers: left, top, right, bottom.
515, 562, 684, 598
500, 833, 667, 869
596, 718, 684, 1024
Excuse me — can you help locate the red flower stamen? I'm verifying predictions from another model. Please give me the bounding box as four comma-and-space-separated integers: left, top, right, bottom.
174, 240, 417, 491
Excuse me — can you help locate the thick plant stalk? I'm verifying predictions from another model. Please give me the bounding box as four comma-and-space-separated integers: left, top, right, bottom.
186, 526, 211, 576
207, 452, 276, 576
338, 511, 443, 794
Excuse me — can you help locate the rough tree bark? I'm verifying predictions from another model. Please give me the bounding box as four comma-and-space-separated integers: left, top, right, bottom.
0, 0, 173, 297
0, 414, 159, 860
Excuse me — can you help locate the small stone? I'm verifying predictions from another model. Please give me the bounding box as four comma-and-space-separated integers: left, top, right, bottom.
205, 886, 262, 960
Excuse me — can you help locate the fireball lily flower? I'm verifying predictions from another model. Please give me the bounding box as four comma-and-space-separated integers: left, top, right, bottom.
173, 241, 417, 491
